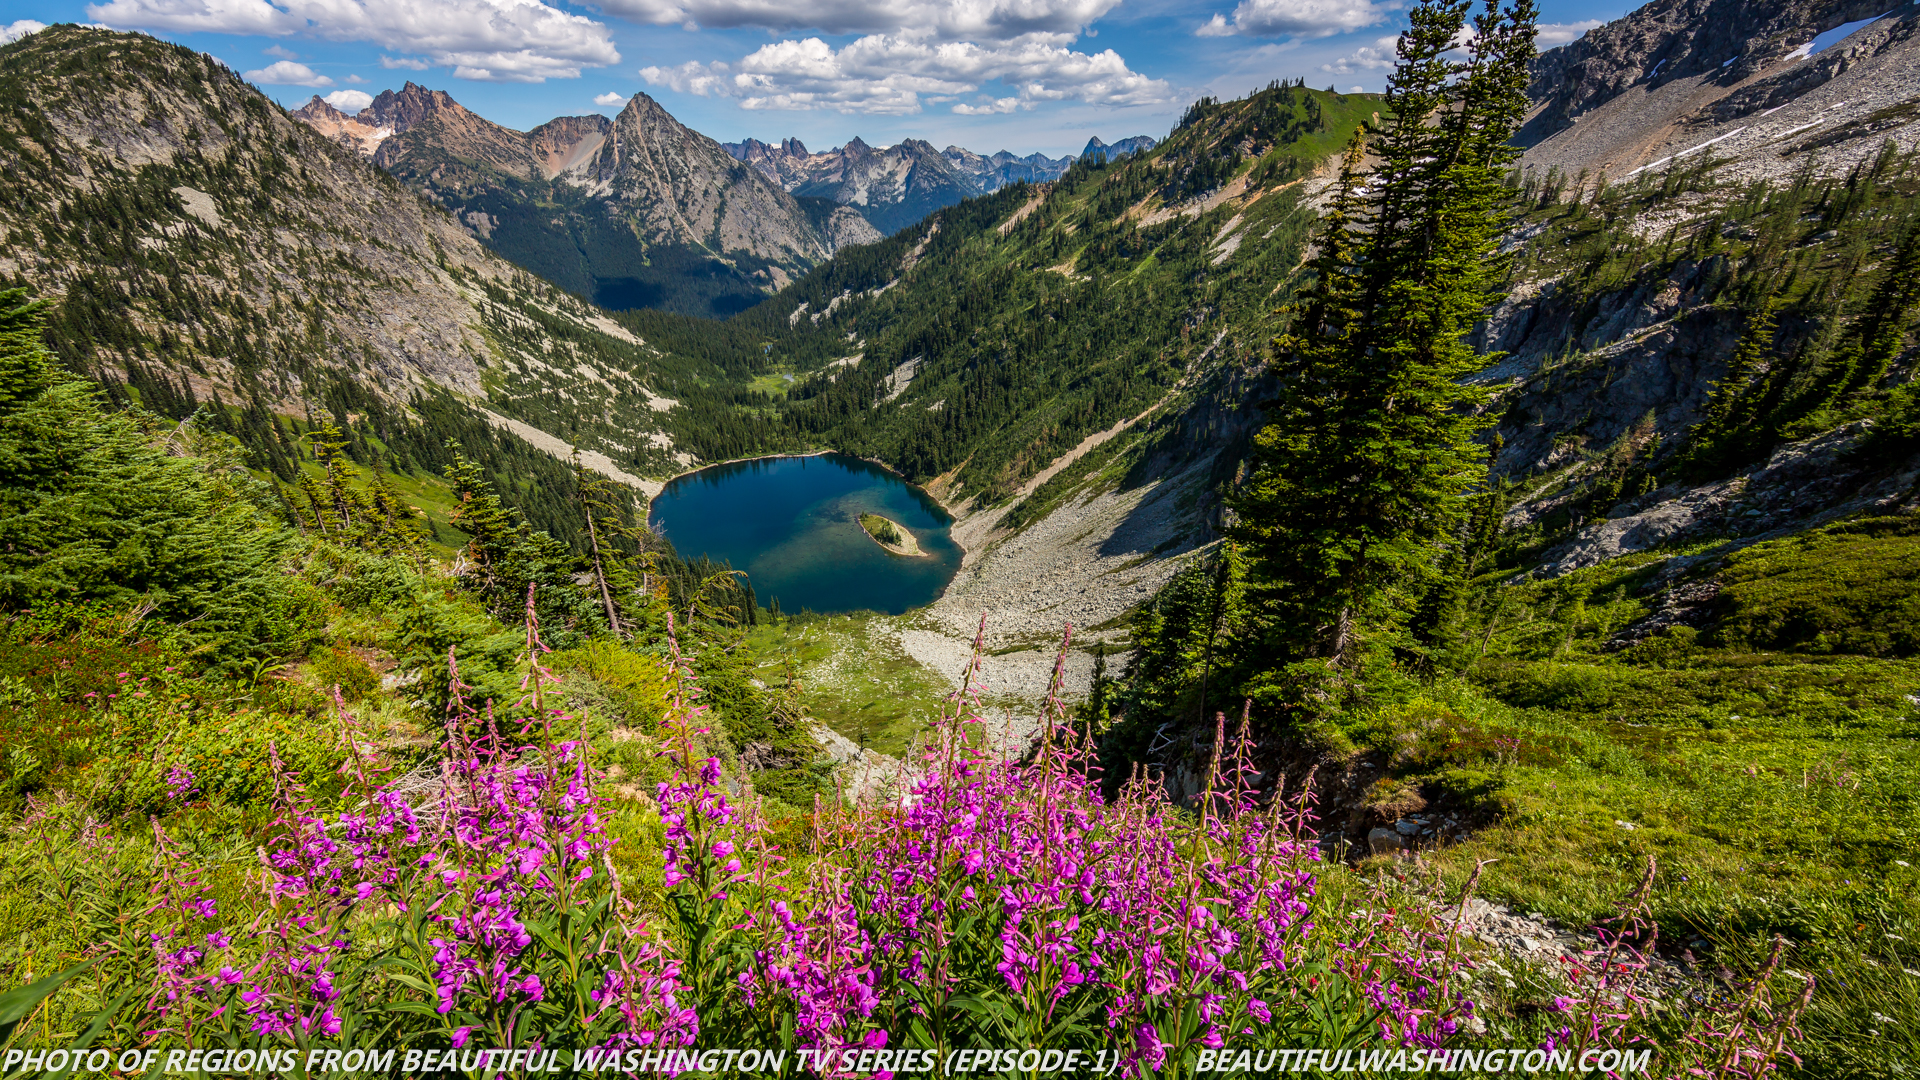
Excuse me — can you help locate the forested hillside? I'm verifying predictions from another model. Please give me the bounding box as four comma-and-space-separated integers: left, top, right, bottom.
612, 80, 1377, 511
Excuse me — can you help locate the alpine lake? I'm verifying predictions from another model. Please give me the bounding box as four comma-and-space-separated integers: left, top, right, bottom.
646, 453, 963, 616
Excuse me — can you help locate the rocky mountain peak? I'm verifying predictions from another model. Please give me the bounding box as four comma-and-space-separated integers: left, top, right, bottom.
291, 95, 351, 123
615, 91, 689, 136
364, 81, 467, 134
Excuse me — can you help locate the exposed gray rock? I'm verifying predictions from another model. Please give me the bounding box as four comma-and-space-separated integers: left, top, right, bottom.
1529, 422, 1920, 577
1521, 0, 1920, 185
1369, 827, 1406, 856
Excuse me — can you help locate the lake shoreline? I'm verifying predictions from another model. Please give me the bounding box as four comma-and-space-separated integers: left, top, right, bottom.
647, 449, 952, 517
645, 451, 960, 616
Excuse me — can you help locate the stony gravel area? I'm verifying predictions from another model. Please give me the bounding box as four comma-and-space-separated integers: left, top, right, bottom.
898, 453, 1218, 712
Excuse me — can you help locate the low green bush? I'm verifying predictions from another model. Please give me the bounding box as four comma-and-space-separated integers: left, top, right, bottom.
310, 646, 380, 702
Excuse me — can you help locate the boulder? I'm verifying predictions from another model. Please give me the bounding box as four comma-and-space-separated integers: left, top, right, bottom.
1368, 827, 1405, 856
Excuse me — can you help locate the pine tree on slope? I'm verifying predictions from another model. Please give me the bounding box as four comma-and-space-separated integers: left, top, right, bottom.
1231, 0, 1538, 668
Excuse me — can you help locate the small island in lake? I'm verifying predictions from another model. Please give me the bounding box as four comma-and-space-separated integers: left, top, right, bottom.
857, 513, 925, 557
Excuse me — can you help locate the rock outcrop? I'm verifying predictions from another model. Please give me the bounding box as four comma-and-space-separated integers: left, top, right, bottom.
1520, 0, 1920, 183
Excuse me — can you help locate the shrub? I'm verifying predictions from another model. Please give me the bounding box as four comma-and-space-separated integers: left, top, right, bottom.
0, 289, 321, 666
80, 667, 342, 815
310, 646, 380, 702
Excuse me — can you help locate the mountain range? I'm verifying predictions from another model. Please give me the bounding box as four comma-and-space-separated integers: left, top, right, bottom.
288, 82, 1156, 316
719, 134, 1154, 236
291, 84, 878, 318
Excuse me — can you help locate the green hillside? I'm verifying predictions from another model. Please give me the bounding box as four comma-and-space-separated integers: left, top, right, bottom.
606, 81, 1381, 506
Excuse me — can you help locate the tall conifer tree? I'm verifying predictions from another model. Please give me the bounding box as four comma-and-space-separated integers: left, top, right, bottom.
572, 451, 649, 638
1232, 0, 1537, 665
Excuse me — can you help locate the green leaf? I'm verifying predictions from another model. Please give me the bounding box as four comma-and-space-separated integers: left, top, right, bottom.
41, 988, 130, 1080
0, 962, 93, 1042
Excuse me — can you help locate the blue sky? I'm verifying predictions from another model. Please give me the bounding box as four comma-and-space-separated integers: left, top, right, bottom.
2, 0, 1623, 158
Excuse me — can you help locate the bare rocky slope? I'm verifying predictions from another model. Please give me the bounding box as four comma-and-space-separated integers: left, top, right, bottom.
1521, 0, 1920, 183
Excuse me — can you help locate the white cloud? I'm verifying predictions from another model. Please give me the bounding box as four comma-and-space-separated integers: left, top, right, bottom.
602, 0, 1119, 45
380, 55, 431, 70
344, 73, 367, 83
2, 19, 49, 43
644, 33, 1170, 114
323, 88, 373, 111
1347, 84, 1362, 92
641, 60, 733, 96
1197, 0, 1391, 39
262, 43, 298, 59
86, 0, 619, 82
952, 95, 1022, 114
1320, 34, 1397, 73
617, 0, 1166, 119
244, 59, 334, 85
1536, 19, 1601, 47
593, 90, 627, 105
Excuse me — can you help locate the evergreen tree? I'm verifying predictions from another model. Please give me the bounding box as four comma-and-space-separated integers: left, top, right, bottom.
1231, 0, 1537, 667
290, 422, 427, 558
1122, 546, 1251, 727
0, 288, 309, 662
1682, 295, 1783, 470
1842, 224, 1920, 398
443, 445, 583, 628
572, 451, 649, 638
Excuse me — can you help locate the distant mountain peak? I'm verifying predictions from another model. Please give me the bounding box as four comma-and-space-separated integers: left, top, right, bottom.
291, 95, 351, 123
718, 132, 1082, 233
1080, 135, 1156, 163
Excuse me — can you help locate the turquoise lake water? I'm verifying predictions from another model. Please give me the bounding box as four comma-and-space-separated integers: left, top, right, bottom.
646, 453, 962, 616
